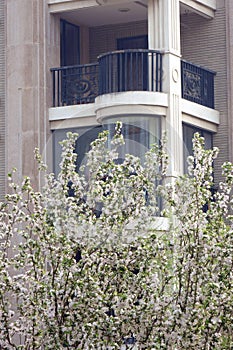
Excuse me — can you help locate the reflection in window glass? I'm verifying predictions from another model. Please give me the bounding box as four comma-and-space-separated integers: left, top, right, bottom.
53, 116, 161, 176
183, 123, 213, 173
104, 116, 161, 163
53, 125, 104, 177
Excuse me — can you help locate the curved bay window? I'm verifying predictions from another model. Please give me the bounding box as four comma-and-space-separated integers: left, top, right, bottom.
53, 116, 161, 176
103, 116, 161, 163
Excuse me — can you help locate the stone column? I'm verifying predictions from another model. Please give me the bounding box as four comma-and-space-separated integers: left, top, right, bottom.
148, 0, 183, 177
6, 0, 49, 189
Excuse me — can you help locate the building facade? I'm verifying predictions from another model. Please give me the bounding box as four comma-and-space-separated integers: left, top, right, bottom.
0, 0, 233, 195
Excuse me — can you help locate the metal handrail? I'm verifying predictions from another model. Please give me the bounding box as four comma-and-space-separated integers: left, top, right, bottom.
98, 49, 163, 95
181, 60, 216, 109
50, 53, 215, 109
51, 63, 99, 107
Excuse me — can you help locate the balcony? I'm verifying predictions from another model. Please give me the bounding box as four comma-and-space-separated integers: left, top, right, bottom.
181, 60, 215, 109
51, 49, 162, 107
51, 50, 215, 109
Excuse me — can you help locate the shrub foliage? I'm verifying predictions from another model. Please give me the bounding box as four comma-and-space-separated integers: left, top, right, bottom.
0, 124, 232, 349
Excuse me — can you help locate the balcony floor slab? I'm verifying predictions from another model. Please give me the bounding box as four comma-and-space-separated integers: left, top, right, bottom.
181, 98, 219, 132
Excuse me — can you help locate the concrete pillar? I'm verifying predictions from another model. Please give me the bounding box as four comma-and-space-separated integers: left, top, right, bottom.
148, 0, 183, 177
6, 0, 49, 189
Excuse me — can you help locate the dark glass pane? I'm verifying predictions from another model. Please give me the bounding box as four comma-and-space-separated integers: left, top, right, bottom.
53, 125, 104, 176
60, 19, 80, 67
117, 35, 148, 50
183, 123, 213, 173
117, 36, 148, 91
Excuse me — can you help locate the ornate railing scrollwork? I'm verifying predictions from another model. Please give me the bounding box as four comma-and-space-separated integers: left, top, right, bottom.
51, 56, 215, 109
181, 60, 215, 109
51, 63, 98, 107
183, 71, 201, 100
51, 50, 163, 107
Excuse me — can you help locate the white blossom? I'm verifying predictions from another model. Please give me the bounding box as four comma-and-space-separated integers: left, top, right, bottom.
0, 131, 232, 349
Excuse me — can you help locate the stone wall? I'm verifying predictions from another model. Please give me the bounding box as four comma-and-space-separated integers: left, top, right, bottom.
0, 0, 5, 199
6, 0, 50, 188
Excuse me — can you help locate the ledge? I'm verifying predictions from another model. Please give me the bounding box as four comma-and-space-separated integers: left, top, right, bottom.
181, 98, 219, 132
49, 94, 219, 133
49, 91, 168, 125
95, 91, 168, 122
49, 103, 97, 129
180, 0, 216, 18
48, 0, 128, 13
48, 0, 98, 13
49, 103, 96, 121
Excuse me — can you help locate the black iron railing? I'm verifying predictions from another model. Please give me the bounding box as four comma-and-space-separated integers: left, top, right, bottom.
98, 49, 163, 95
51, 63, 99, 107
51, 54, 215, 109
181, 60, 215, 109
51, 50, 163, 107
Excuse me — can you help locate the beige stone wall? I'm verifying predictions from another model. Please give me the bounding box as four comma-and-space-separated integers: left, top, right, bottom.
181, 0, 227, 181
89, 20, 148, 62
6, 0, 51, 188
0, 0, 5, 198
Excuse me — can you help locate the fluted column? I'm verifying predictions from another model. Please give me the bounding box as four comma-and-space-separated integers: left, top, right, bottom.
148, 0, 183, 177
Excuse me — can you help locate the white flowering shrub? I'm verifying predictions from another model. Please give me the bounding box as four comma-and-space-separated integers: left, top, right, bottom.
0, 124, 232, 349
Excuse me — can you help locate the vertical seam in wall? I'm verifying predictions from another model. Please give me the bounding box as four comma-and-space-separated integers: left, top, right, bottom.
36, 0, 41, 188
225, 0, 233, 162
43, 0, 47, 170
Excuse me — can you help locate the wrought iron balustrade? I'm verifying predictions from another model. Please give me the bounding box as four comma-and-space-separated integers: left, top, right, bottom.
51, 63, 99, 107
98, 49, 163, 95
51, 53, 215, 110
51, 50, 163, 107
181, 60, 215, 109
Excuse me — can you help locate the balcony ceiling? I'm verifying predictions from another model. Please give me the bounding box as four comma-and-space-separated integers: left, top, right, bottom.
59, 1, 148, 27
58, 1, 198, 28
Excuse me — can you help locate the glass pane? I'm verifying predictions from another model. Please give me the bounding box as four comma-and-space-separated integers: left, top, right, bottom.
117, 35, 148, 50
53, 125, 103, 176
60, 20, 80, 67
103, 116, 161, 163
53, 117, 161, 177
183, 123, 213, 173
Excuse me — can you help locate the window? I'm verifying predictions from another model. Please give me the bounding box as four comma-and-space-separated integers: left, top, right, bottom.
117, 35, 148, 91
104, 115, 161, 163
117, 35, 148, 50
60, 19, 80, 67
183, 123, 213, 173
53, 116, 161, 176
53, 125, 104, 177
